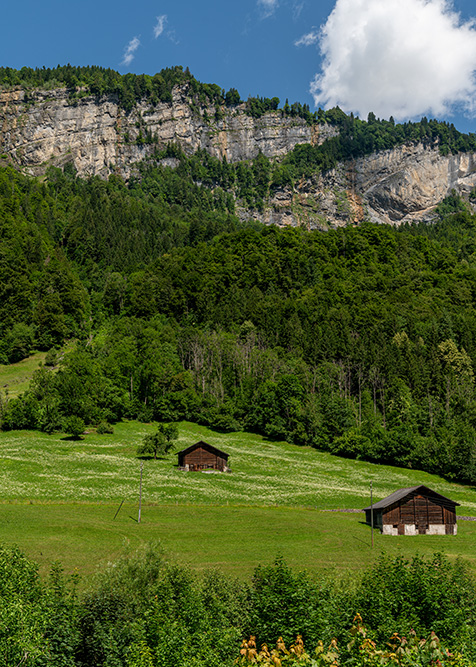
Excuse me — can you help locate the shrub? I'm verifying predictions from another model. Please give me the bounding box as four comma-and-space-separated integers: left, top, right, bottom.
96, 421, 114, 434
62, 415, 85, 439
44, 348, 58, 367
248, 556, 330, 648
353, 553, 476, 650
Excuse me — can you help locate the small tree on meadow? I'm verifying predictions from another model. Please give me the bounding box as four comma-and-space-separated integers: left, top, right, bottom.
137, 423, 178, 459
63, 415, 85, 439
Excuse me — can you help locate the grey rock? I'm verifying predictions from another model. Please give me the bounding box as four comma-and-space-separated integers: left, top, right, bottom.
2, 85, 476, 228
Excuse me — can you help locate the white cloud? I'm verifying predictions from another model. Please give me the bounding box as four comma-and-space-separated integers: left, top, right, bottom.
153, 15, 167, 38
293, 2, 305, 21
121, 37, 140, 66
258, 0, 278, 18
310, 0, 476, 120
295, 29, 319, 47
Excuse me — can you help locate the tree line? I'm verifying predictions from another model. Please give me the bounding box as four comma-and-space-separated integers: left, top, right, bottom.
0, 64, 319, 121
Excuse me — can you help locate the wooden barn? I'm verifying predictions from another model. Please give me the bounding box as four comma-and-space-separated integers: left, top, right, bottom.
177, 441, 230, 472
363, 485, 459, 535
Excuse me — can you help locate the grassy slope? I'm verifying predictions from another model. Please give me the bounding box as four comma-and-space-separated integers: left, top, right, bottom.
0, 352, 46, 398
2, 352, 476, 581
1, 419, 476, 581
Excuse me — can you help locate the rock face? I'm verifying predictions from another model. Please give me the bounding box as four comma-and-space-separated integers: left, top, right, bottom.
0, 86, 337, 178
257, 143, 476, 229
2, 84, 476, 227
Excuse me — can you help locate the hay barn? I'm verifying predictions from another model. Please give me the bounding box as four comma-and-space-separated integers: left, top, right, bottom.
363, 485, 459, 535
177, 441, 230, 472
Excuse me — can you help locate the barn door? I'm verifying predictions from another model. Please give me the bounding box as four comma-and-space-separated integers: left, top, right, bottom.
446, 524, 455, 535
398, 523, 405, 535
418, 523, 427, 535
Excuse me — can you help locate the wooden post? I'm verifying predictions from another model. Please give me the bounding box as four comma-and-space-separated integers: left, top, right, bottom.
371, 482, 374, 549
138, 462, 143, 524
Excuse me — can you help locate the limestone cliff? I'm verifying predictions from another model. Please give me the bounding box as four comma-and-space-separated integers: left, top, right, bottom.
256, 143, 476, 229
0, 85, 336, 178
2, 84, 476, 228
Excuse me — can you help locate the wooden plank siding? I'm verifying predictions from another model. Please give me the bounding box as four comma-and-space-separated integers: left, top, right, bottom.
382, 493, 456, 526
183, 446, 226, 471
364, 486, 458, 535
178, 441, 230, 472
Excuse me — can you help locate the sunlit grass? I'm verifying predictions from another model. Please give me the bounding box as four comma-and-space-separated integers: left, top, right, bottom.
0, 351, 47, 398
2, 502, 476, 583
2, 419, 476, 581
1, 420, 476, 513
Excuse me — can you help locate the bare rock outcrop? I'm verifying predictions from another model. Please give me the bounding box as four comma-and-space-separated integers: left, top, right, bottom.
2, 84, 476, 228
248, 143, 476, 229
0, 86, 337, 178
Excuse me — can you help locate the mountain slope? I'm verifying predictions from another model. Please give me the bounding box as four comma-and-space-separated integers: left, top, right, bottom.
3, 66, 476, 227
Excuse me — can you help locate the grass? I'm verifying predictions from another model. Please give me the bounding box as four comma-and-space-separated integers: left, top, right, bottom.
1, 419, 476, 581
0, 351, 47, 398
1, 420, 476, 511
2, 502, 476, 582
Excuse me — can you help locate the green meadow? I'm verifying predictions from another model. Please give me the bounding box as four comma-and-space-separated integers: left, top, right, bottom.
0, 351, 46, 398
1, 419, 476, 581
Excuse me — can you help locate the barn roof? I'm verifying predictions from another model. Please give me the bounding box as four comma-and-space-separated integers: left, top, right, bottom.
362, 485, 460, 511
177, 440, 229, 460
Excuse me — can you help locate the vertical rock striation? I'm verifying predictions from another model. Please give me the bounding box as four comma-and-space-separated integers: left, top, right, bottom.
0, 85, 337, 178
2, 84, 476, 227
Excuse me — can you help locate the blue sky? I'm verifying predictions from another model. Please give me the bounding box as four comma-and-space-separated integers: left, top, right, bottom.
3, 0, 476, 133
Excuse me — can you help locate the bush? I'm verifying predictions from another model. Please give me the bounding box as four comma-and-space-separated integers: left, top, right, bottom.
44, 348, 58, 367
248, 556, 330, 648
353, 553, 476, 651
62, 415, 85, 439
0, 545, 46, 665
96, 421, 114, 434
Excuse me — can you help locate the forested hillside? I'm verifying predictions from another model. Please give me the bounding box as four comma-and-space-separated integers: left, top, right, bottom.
2, 148, 476, 484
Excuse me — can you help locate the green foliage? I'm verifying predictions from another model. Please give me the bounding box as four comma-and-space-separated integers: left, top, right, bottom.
45, 348, 58, 367
225, 88, 241, 107
6, 118, 476, 483
137, 422, 178, 459
76, 543, 248, 667
277, 114, 476, 183
96, 421, 114, 434
354, 553, 476, 649
248, 557, 329, 648
0, 64, 224, 113
0, 546, 475, 667
4, 322, 35, 363
245, 96, 280, 118
0, 546, 80, 666
63, 415, 85, 439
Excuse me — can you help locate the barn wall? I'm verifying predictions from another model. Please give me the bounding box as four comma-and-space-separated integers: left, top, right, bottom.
181, 446, 228, 471
375, 492, 458, 536
427, 525, 447, 535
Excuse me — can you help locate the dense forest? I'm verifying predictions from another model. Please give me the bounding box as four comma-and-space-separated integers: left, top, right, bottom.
2, 149, 476, 484
5, 65, 476, 667
4, 545, 476, 666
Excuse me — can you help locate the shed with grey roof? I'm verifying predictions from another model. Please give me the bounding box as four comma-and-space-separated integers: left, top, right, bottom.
363, 485, 459, 535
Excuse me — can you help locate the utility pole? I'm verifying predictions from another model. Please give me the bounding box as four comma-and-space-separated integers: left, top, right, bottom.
138, 461, 143, 524
370, 481, 374, 549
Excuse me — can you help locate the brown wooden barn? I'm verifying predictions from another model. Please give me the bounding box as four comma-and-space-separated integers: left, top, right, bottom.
177, 441, 230, 472
363, 485, 459, 535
